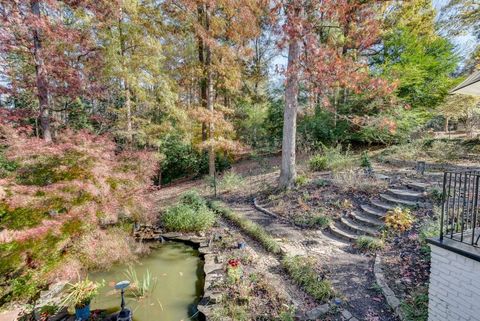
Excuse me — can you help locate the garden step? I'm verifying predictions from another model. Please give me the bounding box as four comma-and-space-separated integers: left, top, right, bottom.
361, 204, 386, 219
350, 211, 385, 228
387, 188, 424, 201
370, 200, 395, 212
328, 222, 358, 242
380, 193, 418, 207
340, 217, 379, 237
407, 182, 429, 192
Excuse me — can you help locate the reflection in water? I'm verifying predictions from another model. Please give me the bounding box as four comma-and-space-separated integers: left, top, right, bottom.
88, 242, 204, 321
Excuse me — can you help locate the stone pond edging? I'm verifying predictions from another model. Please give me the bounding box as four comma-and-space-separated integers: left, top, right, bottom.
374, 255, 407, 321
159, 232, 223, 321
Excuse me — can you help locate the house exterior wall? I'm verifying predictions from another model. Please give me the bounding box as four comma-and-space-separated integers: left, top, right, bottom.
428, 244, 480, 321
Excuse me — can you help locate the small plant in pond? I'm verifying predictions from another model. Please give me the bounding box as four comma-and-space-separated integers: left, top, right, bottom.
385, 207, 414, 232
356, 236, 384, 252
124, 266, 158, 299
61, 278, 103, 308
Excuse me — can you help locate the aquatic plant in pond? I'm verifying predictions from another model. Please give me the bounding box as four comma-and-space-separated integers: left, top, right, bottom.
88, 242, 204, 321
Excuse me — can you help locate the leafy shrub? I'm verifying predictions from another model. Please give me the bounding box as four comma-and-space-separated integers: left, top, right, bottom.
162, 202, 216, 233
180, 190, 207, 210
282, 255, 334, 302
209, 201, 282, 254
356, 236, 384, 252
385, 207, 414, 232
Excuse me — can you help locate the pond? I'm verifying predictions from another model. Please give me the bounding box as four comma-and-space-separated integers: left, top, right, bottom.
88, 241, 205, 321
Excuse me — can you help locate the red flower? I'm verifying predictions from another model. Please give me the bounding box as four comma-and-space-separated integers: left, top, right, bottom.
227, 258, 240, 268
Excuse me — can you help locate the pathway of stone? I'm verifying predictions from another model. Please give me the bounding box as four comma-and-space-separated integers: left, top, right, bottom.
223, 196, 398, 321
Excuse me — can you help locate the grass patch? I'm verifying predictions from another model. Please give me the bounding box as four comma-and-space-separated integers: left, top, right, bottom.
282, 255, 334, 302
293, 213, 331, 229
401, 287, 429, 321
209, 201, 282, 255
217, 171, 245, 193
308, 145, 354, 172
161, 190, 216, 232
356, 236, 384, 252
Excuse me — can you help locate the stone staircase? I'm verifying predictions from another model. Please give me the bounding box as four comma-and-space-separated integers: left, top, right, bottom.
328, 181, 429, 242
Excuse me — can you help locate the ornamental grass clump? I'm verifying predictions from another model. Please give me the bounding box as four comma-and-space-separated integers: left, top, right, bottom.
161, 190, 216, 232
61, 278, 104, 309
385, 207, 414, 232
282, 255, 334, 302
356, 236, 384, 252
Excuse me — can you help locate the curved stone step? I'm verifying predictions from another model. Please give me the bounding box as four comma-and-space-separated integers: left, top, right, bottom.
362, 203, 388, 218
387, 188, 424, 201
340, 217, 379, 237
350, 211, 385, 228
328, 222, 358, 242
380, 193, 418, 207
407, 182, 429, 192
370, 199, 394, 212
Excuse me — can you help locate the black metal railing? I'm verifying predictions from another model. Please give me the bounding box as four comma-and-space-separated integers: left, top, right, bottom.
440, 170, 480, 247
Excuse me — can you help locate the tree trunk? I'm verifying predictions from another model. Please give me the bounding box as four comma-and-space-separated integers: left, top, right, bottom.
31, 0, 52, 142
198, 4, 208, 142
205, 6, 215, 177
279, 22, 301, 189
125, 80, 133, 145
445, 117, 449, 133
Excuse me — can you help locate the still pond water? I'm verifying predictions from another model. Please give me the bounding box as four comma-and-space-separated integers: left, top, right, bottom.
88, 242, 204, 321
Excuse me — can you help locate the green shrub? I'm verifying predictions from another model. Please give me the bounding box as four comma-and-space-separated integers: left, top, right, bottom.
308, 154, 328, 171
162, 203, 215, 232
356, 236, 384, 252
282, 255, 334, 302
180, 190, 206, 210
162, 191, 216, 232
209, 201, 282, 254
